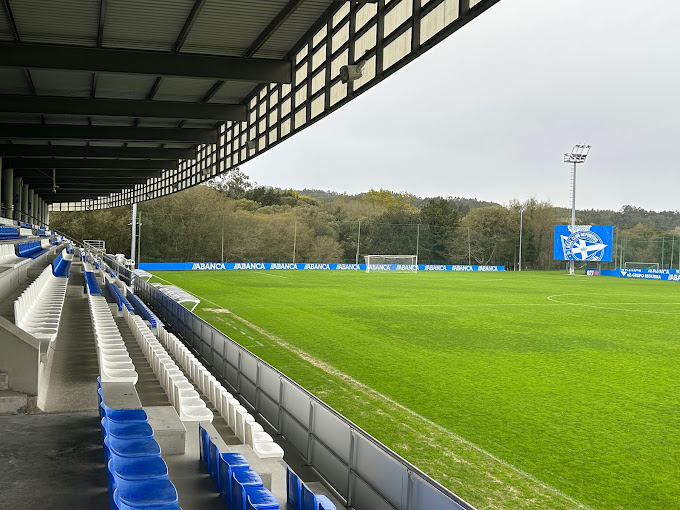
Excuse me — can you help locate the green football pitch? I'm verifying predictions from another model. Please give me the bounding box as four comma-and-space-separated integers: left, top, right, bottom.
150, 270, 680, 510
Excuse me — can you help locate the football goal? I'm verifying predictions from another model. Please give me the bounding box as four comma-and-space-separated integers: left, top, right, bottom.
623, 262, 660, 270
365, 255, 418, 273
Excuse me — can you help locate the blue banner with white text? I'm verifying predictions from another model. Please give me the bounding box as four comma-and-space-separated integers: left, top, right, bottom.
595, 268, 680, 281
553, 225, 613, 262
139, 262, 505, 272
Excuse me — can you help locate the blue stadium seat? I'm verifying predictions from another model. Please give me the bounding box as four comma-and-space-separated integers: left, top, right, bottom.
105, 436, 161, 460
85, 271, 103, 295
99, 402, 148, 423
16, 240, 48, 259
246, 487, 279, 510
127, 290, 162, 328
102, 418, 154, 441
51, 252, 72, 278
301, 484, 336, 510
209, 437, 221, 491
198, 422, 210, 473
113, 478, 178, 510
218, 452, 249, 504
231, 469, 263, 510
286, 467, 302, 510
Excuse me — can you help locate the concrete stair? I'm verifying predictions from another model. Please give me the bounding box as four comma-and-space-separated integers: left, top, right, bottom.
0, 371, 30, 415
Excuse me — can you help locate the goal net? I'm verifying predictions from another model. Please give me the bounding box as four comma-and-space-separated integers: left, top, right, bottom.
365, 255, 418, 273
623, 262, 660, 270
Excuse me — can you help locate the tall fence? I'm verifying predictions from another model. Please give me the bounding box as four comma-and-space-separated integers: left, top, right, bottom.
102, 253, 476, 510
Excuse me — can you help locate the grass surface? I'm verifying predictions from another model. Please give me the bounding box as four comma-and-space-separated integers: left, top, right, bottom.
151, 270, 680, 510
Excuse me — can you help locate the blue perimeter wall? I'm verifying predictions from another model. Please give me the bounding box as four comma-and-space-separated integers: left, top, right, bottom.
590, 268, 680, 281
139, 262, 505, 272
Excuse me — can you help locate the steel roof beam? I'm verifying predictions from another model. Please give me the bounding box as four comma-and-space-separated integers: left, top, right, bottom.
6, 158, 176, 170
17, 173, 153, 182
0, 95, 246, 121
244, 0, 307, 57
0, 124, 218, 143
0, 42, 292, 83
0, 144, 195, 159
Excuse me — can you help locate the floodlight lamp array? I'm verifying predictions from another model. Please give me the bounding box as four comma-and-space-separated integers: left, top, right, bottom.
563, 144, 591, 163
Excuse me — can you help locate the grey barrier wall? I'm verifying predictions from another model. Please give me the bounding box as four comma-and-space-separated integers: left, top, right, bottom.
105, 256, 476, 510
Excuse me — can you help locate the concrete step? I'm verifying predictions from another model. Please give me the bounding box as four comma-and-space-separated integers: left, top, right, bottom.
0, 390, 28, 415
0, 371, 7, 391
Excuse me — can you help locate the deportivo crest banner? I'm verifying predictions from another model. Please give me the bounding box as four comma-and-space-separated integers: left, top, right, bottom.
553, 225, 613, 262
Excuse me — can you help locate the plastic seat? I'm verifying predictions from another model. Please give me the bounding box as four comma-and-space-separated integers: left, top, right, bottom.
103, 418, 154, 440
100, 403, 147, 423
286, 467, 302, 510
113, 478, 178, 510
245, 421, 265, 448
218, 452, 249, 504
235, 408, 255, 443
301, 484, 336, 510
252, 440, 284, 460
105, 436, 161, 459
245, 487, 279, 510
198, 423, 210, 472
231, 469, 263, 510
208, 437, 221, 491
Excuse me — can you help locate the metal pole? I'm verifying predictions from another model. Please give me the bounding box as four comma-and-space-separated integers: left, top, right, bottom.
467, 227, 471, 265
131, 203, 137, 263
137, 211, 142, 266
221, 214, 225, 263
662, 236, 665, 268
355, 220, 361, 265
292, 217, 297, 263
416, 224, 420, 261
519, 208, 523, 272
569, 161, 576, 275
671, 234, 675, 269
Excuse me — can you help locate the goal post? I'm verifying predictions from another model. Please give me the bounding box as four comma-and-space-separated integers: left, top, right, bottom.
364, 255, 418, 273
623, 262, 660, 270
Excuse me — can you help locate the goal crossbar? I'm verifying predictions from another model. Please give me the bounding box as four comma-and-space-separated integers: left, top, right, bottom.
364, 255, 418, 273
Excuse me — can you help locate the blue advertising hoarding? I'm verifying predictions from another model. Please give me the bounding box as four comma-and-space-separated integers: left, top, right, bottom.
139, 262, 505, 272
553, 225, 613, 262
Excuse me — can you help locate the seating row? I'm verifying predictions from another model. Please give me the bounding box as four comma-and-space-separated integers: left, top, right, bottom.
84, 264, 103, 295
106, 275, 135, 313
199, 423, 279, 510
0, 243, 30, 268
89, 293, 138, 384
51, 251, 72, 278
126, 290, 162, 328
97, 380, 182, 510
156, 327, 284, 460
17, 240, 50, 259
123, 307, 213, 423
286, 468, 336, 510
14, 263, 68, 342
0, 226, 22, 240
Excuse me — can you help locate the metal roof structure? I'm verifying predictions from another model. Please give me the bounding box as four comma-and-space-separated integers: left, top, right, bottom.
0, 0, 501, 214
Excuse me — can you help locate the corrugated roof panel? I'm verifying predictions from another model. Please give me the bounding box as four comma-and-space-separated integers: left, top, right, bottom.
124, 142, 166, 148
0, 68, 32, 95
50, 141, 88, 146
179, 120, 218, 129
90, 117, 136, 127
42, 114, 91, 125
12, 0, 98, 46
257, 0, 335, 59
0, 7, 13, 41
208, 81, 260, 104
163, 142, 201, 149
181, 0, 289, 56
137, 118, 184, 127
89, 141, 126, 147
0, 113, 43, 123
104, 0, 195, 52
154, 77, 216, 102
95, 73, 158, 100
32, 70, 92, 98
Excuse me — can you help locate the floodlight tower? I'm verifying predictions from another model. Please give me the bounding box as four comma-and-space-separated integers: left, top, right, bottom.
564, 144, 591, 274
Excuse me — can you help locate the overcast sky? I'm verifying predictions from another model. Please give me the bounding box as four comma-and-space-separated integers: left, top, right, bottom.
243, 0, 680, 212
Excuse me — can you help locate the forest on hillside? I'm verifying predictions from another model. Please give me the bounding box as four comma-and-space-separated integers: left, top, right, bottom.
50, 171, 680, 270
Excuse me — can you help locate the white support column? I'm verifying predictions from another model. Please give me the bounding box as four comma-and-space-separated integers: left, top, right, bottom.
13, 177, 22, 221
28, 189, 35, 226
2, 166, 12, 220
21, 184, 29, 223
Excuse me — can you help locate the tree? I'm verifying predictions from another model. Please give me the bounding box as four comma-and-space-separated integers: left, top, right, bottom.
209, 167, 253, 199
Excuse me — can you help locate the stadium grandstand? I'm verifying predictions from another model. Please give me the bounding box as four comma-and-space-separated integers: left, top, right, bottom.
0, 1, 501, 509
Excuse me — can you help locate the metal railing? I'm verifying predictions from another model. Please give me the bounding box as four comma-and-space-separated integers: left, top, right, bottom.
105, 255, 476, 510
